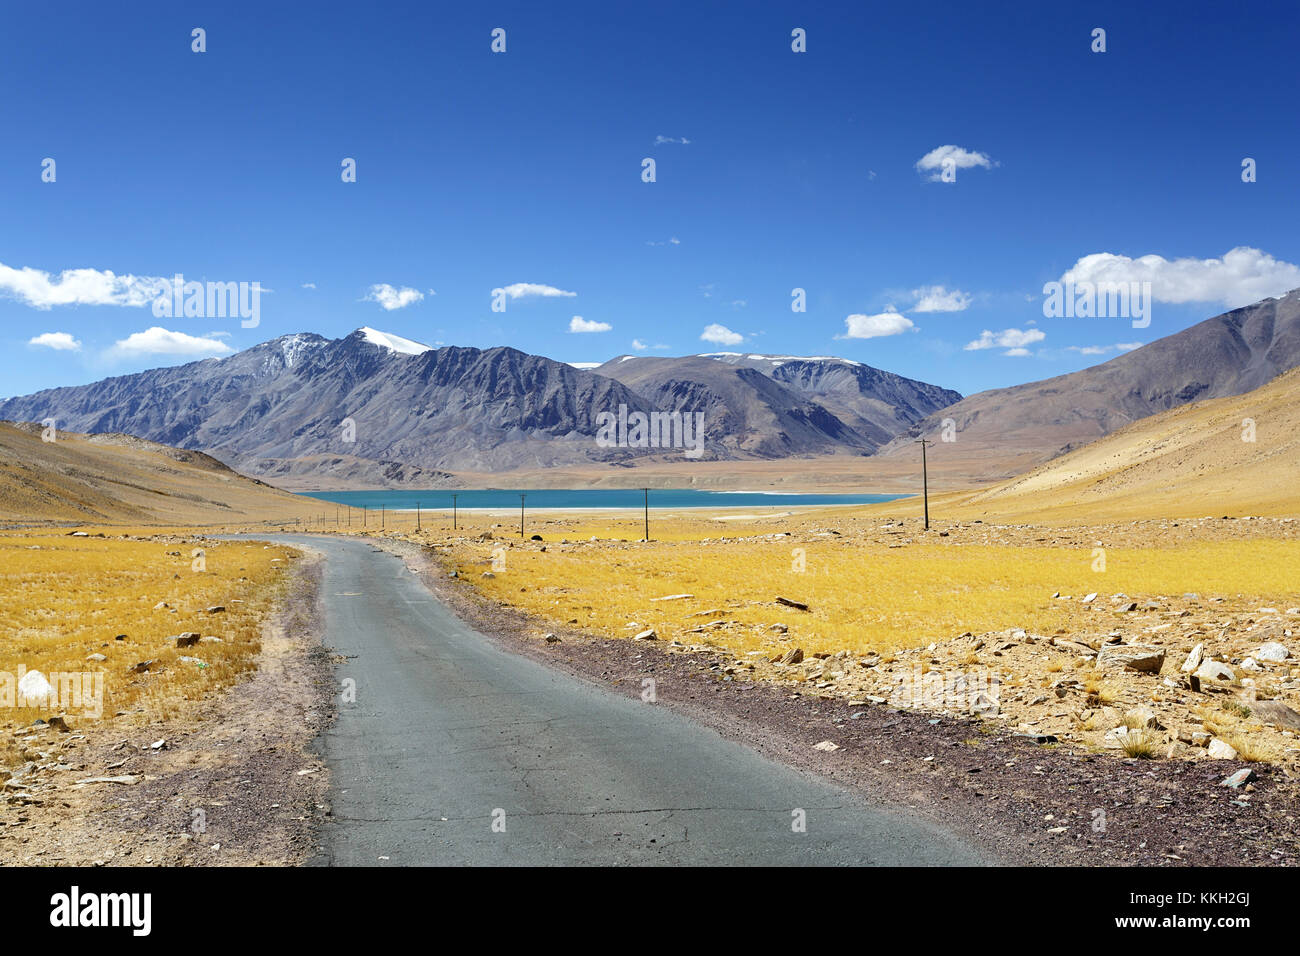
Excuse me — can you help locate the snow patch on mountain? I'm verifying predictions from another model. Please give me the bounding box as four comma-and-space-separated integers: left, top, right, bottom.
357, 327, 433, 356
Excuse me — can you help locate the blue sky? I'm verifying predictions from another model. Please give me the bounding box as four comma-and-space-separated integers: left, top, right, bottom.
3, 0, 1299, 399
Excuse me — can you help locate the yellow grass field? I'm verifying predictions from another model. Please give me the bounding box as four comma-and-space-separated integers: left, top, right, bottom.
448, 524, 1300, 659
0, 534, 296, 766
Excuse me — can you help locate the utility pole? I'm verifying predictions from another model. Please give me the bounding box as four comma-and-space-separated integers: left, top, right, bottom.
362, 506, 367, 528
915, 437, 932, 531
519, 494, 526, 538
643, 487, 650, 541
416, 501, 421, 532
452, 494, 458, 531
381, 506, 386, 531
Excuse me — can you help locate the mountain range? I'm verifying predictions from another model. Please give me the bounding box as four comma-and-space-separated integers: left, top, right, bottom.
2, 290, 1298, 489
0, 327, 959, 485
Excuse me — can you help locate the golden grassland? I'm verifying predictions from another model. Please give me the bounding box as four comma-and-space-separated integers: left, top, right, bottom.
0, 534, 296, 767
446, 525, 1300, 659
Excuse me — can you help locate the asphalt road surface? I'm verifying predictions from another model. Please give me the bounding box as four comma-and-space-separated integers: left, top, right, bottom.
242, 535, 988, 866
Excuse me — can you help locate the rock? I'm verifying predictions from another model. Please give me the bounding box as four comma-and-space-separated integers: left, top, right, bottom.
205, 606, 226, 614
17, 670, 53, 704
543, 633, 561, 644
114, 634, 126, 641
1082, 592, 1098, 603
86, 653, 106, 662
1220, 769, 1257, 788
1128, 707, 1162, 729
1181, 643, 1204, 673
1195, 660, 1236, 683
1116, 602, 1138, 612
1207, 738, 1238, 760
199, 636, 222, 644
480, 571, 495, 579
153, 602, 169, 610
76, 775, 139, 786
178, 656, 205, 665
812, 740, 839, 752
775, 647, 804, 665
1096, 644, 1165, 674
128, 660, 154, 674
1191, 731, 1212, 747
649, 593, 693, 602
1251, 699, 1300, 731
775, 596, 810, 611
175, 633, 201, 648
769, 623, 788, 634
1240, 657, 1262, 672
47, 716, 71, 732
633, 629, 657, 641
1256, 642, 1290, 663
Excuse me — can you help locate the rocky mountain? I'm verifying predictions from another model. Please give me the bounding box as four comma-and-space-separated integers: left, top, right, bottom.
0, 329, 959, 483
880, 289, 1300, 466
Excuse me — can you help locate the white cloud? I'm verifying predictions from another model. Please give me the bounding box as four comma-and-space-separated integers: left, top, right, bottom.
654, 136, 690, 145
964, 328, 1046, 353
631, 339, 648, 351
912, 285, 972, 313
914, 145, 996, 181
28, 331, 82, 351
497, 282, 576, 299
364, 283, 425, 311
1065, 342, 1143, 356
0, 261, 167, 310
837, 308, 916, 339
1003, 348, 1031, 357
107, 327, 235, 359
568, 316, 611, 333
700, 323, 744, 346
1059, 246, 1300, 309
646, 237, 681, 246
301, 282, 316, 290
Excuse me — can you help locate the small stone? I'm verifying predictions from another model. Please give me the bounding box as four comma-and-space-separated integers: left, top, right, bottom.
634, 629, 658, 641
1207, 738, 1238, 760
813, 740, 839, 752
1256, 642, 1290, 663
1220, 768, 1256, 788
1082, 593, 1098, 604
206, 606, 226, 614
175, 633, 201, 648
86, 653, 106, 662
1096, 644, 1165, 674
1181, 643, 1204, 673
543, 633, 561, 644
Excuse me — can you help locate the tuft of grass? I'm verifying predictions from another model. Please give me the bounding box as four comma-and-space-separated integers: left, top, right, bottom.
1222, 700, 1252, 719
1120, 731, 1160, 759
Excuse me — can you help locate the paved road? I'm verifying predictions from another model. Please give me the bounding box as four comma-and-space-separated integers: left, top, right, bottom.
241, 535, 987, 865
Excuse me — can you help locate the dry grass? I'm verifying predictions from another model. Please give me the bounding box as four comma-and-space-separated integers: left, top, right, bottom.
0, 534, 295, 767
448, 530, 1300, 659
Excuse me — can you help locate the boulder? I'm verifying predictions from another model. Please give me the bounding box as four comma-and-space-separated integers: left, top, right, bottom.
175, 633, 201, 648
1256, 642, 1290, 663
633, 629, 657, 641
1251, 699, 1300, 731
1096, 644, 1165, 674
1195, 660, 1236, 683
